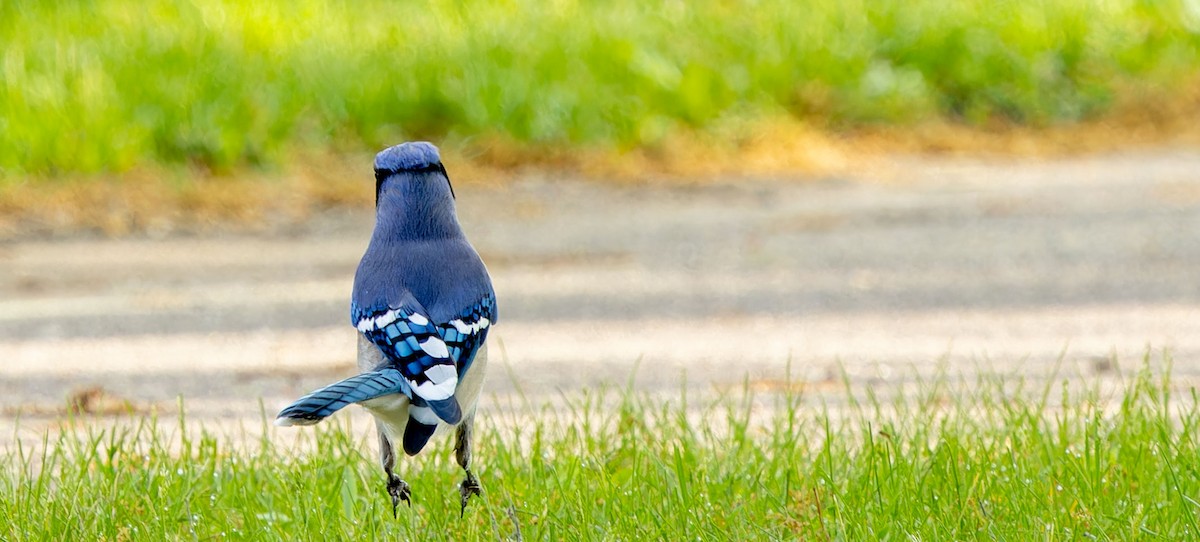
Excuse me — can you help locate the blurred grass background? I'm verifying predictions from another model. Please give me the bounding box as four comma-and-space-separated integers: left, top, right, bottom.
3, 0, 1199, 180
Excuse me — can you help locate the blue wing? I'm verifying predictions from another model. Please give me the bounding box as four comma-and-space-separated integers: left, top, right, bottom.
352, 294, 495, 455
354, 300, 462, 424
437, 293, 497, 377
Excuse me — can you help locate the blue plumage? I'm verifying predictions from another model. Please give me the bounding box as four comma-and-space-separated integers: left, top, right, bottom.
275, 141, 495, 516
374, 141, 442, 172
275, 369, 409, 422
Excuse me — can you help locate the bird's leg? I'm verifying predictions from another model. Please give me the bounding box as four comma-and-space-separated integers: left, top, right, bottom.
455, 413, 482, 517
378, 425, 411, 518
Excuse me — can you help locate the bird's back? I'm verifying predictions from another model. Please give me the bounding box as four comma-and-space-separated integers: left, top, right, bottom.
352, 237, 494, 326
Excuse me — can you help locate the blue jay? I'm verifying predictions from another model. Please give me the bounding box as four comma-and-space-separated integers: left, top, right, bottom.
275, 142, 496, 517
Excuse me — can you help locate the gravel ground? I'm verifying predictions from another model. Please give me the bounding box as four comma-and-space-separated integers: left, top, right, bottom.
3, 149, 1200, 449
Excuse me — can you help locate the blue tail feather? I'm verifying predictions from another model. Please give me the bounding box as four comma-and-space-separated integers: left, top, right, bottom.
428, 397, 462, 424
276, 369, 407, 424
402, 419, 438, 455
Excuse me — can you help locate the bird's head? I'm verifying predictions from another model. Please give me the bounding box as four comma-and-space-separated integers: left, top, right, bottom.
370, 142, 462, 241
373, 141, 455, 205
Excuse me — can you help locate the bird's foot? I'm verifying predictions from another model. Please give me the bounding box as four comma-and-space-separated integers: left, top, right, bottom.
459, 470, 482, 517
387, 475, 411, 518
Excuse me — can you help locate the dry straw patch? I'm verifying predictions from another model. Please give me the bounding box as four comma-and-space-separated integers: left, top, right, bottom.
2, 89, 1199, 240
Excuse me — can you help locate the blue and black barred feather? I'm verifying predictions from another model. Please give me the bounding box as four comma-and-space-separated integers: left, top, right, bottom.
276, 369, 408, 424
439, 293, 496, 374
356, 305, 449, 389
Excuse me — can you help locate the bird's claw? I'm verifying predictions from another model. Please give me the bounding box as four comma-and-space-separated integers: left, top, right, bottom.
459, 470, 482, 517
387, 475, 411, 518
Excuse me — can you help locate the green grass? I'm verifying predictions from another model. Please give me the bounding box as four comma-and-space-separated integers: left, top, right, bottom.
2, 0, 1199, 177
4, 362, 1200, 540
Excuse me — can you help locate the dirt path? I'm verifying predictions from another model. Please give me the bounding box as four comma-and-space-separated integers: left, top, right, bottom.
3, 149, 1200, 448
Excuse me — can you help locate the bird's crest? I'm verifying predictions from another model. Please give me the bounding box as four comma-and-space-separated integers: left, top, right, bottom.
372, 141, 453, 204
375, 141, 441, 171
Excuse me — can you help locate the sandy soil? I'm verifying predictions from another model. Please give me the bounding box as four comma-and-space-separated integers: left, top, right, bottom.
3, 149, 1200, 450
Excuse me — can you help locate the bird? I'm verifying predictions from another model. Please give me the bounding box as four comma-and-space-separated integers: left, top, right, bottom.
275, 141, 497, 518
